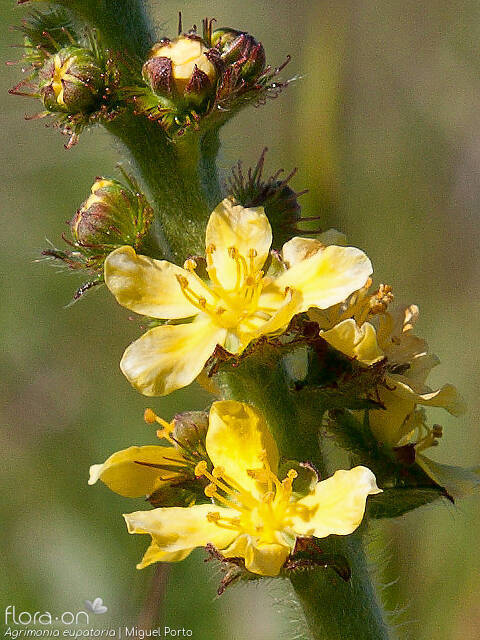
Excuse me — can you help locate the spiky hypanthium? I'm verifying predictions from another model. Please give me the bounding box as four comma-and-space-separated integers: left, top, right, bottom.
42, 171, 153, 301
129, 18, 292, 136
10, 7, 122, 148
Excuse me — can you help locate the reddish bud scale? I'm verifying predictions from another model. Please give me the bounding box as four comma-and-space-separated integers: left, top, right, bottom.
69, 178, 152, 253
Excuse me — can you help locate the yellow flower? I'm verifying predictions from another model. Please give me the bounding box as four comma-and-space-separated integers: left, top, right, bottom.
105, 198, 373, 396
124, 400, 381, 575
317, 306, 477, 499
320, 305, 465, 446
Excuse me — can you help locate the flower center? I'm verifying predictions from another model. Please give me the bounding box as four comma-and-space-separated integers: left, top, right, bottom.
51, 54, 76, 106
195, 454, 298, 543
176, 245, 289, 331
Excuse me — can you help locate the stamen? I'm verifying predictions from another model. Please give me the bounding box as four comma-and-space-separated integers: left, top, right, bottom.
143, 408, 175, 444
206, 511, 241, 530
204, 483, 248, 513
144, 408, 157, 424
183, 258, 197, 271
176, 274, 214, 314
281, 469, 298, 496
205, 483, 218, 498
195, 460, 208, 477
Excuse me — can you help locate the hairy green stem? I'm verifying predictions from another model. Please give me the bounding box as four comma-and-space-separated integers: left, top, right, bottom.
63, 2, 390, 638
105, 115, 221, 260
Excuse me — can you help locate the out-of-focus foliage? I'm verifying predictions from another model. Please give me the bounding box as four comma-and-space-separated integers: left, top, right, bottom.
2, 1, 479, 638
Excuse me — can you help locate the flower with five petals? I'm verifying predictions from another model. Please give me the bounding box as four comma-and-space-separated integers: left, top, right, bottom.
124, 400, 381, 574
104, 198, 373, 396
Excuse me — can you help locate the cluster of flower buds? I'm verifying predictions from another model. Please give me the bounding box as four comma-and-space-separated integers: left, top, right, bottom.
43, 173, 153, 300
10, 7, 120, 148
131, 16, 290, 136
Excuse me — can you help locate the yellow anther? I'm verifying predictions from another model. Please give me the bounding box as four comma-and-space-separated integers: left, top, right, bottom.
212, 466, 225, 478
262, 491, 275, 504
287, 469, 298, 480
206, 243, 216, 254
248, 248, 257, 258
183, 258, 197, 271
206, 511, 220, 522
144, 408, 157, 424
228, 246, 239, 258
197, 297, 207, 308
245, 276, 255, 286
195, 460, 208, 477
205, 483, 218, 498
144, 408, 174, 441
216, 307, 226, 315
176, 274, 189, 288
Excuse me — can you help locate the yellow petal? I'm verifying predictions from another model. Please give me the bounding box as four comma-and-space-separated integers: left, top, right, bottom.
124, 504, 237, 553
104, 245, 202, 319
281, 237, 324, 267
205, 199, 272, 291
136, 539, 193, 569
368, 386, 416, 445
120, 317, 227, 396
88, 446, 185, 497
281, 232, 347, 268
416, 454, 480, 500
223, 534, 290, 576
206, 401, 279, 497
293, 466, 381, 538
387, 374, 466, 417
275, 245, 372, 313
321, 319, 385, 366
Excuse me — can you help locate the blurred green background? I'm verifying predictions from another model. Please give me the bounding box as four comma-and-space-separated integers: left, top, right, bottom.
2, 1, 480, 638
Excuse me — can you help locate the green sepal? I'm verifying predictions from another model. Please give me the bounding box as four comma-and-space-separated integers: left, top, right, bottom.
367, 486, 447, 519
147, 479, 208, 509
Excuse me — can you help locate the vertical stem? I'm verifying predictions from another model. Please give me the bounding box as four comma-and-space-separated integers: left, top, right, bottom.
57, 0, 155, 58
290, 530, 390, 640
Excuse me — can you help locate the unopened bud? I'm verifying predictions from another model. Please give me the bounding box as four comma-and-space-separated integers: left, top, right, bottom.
38, 46, 103, 114
143, 36, 216, 104
211, 28, 266, 80
173, 411, 209, 449
69, 177, 152, 252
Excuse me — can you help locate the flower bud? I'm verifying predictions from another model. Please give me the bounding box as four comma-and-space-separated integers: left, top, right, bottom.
143, 36, 216, 105
69, 177, 152, 252
211, 28, 266, 80
172, 411, 209, 449
38, 45, 103, 114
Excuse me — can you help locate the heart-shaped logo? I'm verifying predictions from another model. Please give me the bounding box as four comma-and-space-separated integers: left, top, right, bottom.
85, 598, 108, 614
